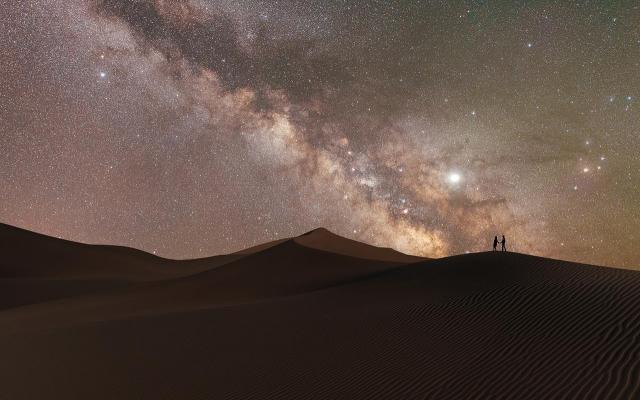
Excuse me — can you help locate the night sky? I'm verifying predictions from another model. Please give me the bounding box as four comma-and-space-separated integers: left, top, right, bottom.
1, 1, 639, 268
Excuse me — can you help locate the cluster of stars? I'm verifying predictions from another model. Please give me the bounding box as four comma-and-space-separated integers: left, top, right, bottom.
0, 0, 638, 268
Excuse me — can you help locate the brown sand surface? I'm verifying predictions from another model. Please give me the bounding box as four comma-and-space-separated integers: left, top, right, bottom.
1, 224, 639, 399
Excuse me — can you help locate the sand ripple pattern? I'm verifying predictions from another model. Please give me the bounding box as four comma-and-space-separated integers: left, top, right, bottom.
1, 249, 640, 399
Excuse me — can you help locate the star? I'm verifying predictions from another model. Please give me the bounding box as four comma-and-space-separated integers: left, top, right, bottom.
1, 0, 637, 269
448, 172, 462, 184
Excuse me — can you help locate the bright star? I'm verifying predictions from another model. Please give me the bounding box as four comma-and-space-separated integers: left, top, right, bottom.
448, 172, 462, 184
99, 72, 106, 78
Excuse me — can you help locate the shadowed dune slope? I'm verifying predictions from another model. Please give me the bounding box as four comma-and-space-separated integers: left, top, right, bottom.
1, 226, 640, 399
0, 239, 405, 330
232, 228, 427, 264
0, 223, 237, 280
0, 224, 410, 312
0, 226, 410, 320
0, 223, 243, 309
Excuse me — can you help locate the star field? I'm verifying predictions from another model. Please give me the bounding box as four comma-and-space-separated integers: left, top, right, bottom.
1, 1, 639, 267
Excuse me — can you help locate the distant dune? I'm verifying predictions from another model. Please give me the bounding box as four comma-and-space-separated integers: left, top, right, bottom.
0, 223, 639, 399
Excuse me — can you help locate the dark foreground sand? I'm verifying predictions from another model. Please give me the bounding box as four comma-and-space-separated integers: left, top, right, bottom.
1, 223, 639, 399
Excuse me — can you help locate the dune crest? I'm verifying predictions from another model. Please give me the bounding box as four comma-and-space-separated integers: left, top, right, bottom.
294, 227, 427, 263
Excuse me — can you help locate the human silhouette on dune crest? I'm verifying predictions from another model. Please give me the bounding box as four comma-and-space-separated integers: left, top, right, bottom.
493, 236, 498, 251
501, 235, 507, 252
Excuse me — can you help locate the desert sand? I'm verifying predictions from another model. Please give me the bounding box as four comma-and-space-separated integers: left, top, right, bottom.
0, 223, 639, 399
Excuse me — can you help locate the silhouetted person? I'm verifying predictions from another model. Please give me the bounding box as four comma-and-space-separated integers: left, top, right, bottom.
501, 235, 506, 252
493, 236, 498, 251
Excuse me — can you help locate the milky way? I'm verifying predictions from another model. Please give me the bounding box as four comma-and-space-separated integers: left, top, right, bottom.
1, 1, 639, 267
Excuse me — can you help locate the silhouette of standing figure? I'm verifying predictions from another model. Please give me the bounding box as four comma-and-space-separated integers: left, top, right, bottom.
501, 235, 506, 252
493, 236, 498, 251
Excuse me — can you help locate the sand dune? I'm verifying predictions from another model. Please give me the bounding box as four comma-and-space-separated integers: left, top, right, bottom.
294, 228, 426, 263
1, 223, 639, 399
0, 225, 411, 316
0, 223, 243, 309
0, 223, 232, 280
